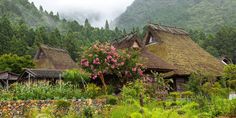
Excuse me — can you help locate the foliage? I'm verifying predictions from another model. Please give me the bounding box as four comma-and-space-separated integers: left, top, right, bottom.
121, 80, 145, 103
145, 72, 173, 100
98, 95, 118, 105
62, 69, 90, 86
169, 91, 194, 101
0, 14, 125, 60
0, 83, 82, 100
83, 83, 102, 99
55, 100, 71, 109
223, 64, 236, 80
190, 27, 236, 59
80, 42, 143, 92
0, 53, 34, 73
116, 0, 236, 33
185, 72, 229, 97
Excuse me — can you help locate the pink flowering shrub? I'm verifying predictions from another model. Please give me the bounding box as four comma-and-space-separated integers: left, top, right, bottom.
80, 42, 143, 92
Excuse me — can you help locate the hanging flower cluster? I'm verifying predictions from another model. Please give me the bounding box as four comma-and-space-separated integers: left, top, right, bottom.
80, 42, 143, 81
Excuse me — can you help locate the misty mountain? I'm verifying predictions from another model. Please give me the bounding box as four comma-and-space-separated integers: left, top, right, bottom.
115, 0, 236, 32
0, 0, 65, 29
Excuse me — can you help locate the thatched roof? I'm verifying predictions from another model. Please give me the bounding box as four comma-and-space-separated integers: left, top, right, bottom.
112, 33, 176, 72
34, 44, 79, 70
144, 24, 224, 76
140, 49, 176, 72
18, 69, 62, 81
112, 33, 143, 49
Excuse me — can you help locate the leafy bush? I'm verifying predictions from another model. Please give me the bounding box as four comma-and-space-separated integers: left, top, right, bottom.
80, 42, 143, 93
83, 83, 102, 99
55, 100, 71, 109
121, 80, 145, 103
98, 95, 118, 105
145, 72, 173, 100
223, 64, 236, 90
0, 54, 35, 74
62, 69, 90, 86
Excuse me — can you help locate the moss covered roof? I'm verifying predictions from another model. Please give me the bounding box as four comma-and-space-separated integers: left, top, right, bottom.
145, 24, 224, 75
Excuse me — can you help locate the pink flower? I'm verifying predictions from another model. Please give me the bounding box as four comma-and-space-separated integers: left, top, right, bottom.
93, 58, 101, 65
138, 69, 144, 76
111, 59, 117, 63
92, 74, 97, 80
111, 65, 115, 69
111, 46, 116, 51
81, 59, 89, 67
107, 55, 112, 60
120, 62, 125, 66
132, 67, 137, 72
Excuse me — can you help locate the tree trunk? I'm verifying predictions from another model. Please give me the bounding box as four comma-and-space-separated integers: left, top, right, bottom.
99, 74, 107, 94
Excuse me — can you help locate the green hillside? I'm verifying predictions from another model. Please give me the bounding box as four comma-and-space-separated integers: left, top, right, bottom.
115, 0, 236, 32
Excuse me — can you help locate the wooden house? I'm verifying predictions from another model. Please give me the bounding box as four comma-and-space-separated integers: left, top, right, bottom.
143, 24, 224, 91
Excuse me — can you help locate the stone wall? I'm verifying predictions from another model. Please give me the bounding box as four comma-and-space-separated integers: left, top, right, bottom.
0, 99, 106, 117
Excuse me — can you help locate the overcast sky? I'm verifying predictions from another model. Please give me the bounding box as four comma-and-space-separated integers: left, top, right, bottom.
29, 0, 134, 27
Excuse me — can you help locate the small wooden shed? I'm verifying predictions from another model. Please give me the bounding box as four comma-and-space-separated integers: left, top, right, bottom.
0, 71, 19, 89
18, 69, 62, 84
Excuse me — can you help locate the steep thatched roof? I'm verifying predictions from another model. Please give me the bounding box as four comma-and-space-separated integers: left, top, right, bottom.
112, 33, 176, 72
144, 24, 224, 76
112, 33, 143, 49
140, 49, 176, 72
34, 44, 79, 70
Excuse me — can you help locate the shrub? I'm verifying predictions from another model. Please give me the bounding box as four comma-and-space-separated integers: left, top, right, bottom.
98, 95, 118, 105
145, 72, 173, 100
83, 83, 102, 99
0, 54, 35, 74
62, 69, 90, 87
121, 80, 145, 103
80, 42, 143, 93
223, 64, 236, 90
55, 100, 71, 109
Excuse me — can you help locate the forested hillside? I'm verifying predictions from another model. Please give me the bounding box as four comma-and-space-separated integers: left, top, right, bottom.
115, 0, 236, 32
0, 0, 125, 60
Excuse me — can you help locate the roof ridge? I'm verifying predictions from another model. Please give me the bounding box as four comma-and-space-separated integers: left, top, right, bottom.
40, 44, 67, 53
150, 23, 185, 30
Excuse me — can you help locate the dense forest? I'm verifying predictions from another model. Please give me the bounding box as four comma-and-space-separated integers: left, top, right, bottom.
115, 0, 236, 32
0, 0, 126, 61
115, 0, 236, 61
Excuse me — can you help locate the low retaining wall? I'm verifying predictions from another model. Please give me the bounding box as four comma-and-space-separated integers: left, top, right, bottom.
0, 99, 106, 117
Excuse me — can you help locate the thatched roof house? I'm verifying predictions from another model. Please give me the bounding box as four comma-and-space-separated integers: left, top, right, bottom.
112, 33, 176, 73
112, 33, 143, 49
144, 24, 224, 76
34, 44, 79, 70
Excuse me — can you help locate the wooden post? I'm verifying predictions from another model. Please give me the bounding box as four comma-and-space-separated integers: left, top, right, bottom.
28, 73, 31, 86
6, 74, 9, 91
59, 73, 62, 90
